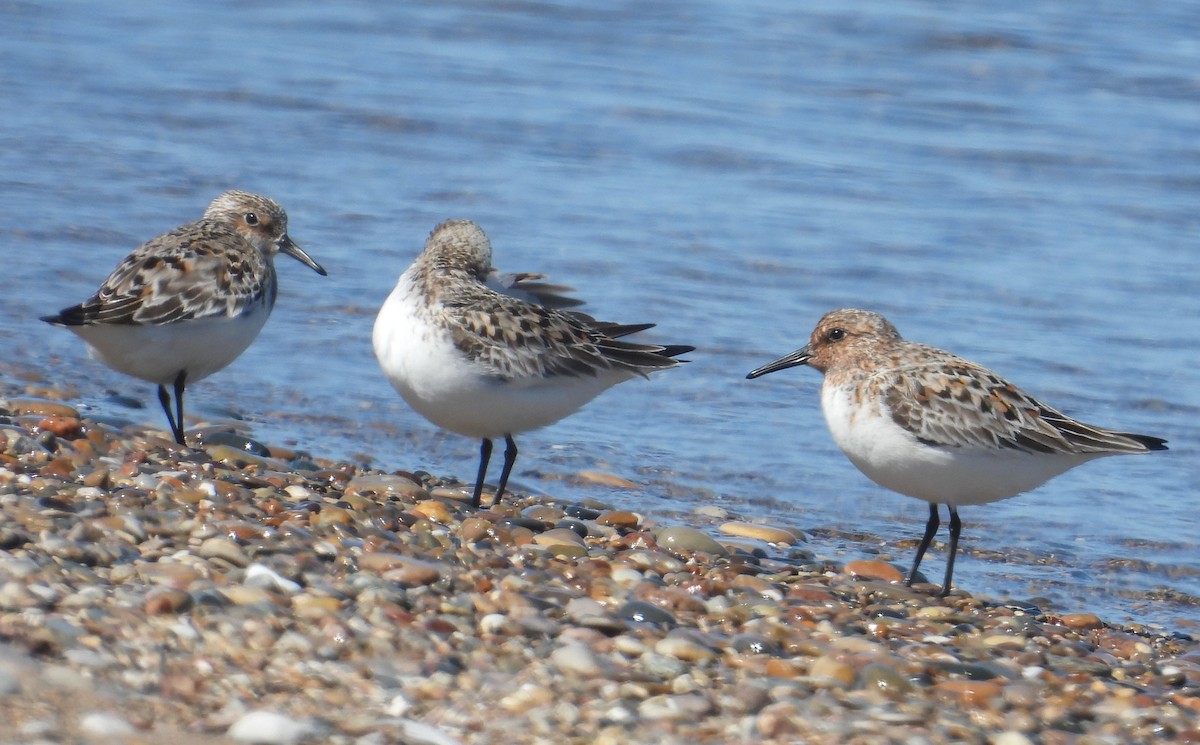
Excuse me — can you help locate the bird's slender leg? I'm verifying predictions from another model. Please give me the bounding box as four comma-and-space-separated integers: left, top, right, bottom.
940, 506, 962, 597
494, 434, 518, 506
908, 502, 940, 587
172, 371, 187, 445
472, 438, 493, 508
157, 370, 188, 445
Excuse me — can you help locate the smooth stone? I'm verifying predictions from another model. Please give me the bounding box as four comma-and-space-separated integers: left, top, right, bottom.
655, 526, 728, 555
991, 734, 1036, 745
220, 586, 277, 607
369, 555, 443, 585
411, 500, 454, 523
532, 528, 586, 548
136, 563, 202, 588
228, 710, 318, 745
197, 537, 250, 567
576, 470, 638, 489
205, 445, 282, 469
655, 635, 716, 663
291, 595, 342, 619
718, 521, 798, 545
544, 544, 588, 559
9, 400, 80, 418
935, 679, 1004, 707
144, 588, 193, 615
843, 560, 904, 582
522, 505, 565, 522
596, 511, 641, 528
1061, 612, 1104, 630
344, 473, 429, 500
638, 693, 712, 719
551, 642, 604, 676
311, 507, 354, 531
730, 633, 781, 656
36, 416, 82, 439
809, 655, 856, 687
244, 563, 303, 595
616, 600, 677, 628
197, 431, 271, 457
78, 712, 136, 737
859, 663, 913, 696
564, 504, 603, 520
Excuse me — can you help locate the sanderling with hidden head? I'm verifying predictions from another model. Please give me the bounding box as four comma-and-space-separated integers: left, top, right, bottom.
373, 218, 692, 508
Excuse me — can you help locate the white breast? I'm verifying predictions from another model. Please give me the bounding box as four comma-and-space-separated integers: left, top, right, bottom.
820, 382, 1100, 506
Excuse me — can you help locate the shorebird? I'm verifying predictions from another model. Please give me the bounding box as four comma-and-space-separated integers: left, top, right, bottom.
373, 219, 692, 507
747, 308, 1167, 595
42, 190, 326, 444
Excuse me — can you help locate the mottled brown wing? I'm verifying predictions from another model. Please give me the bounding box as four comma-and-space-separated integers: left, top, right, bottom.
50, 222, 271, 326
445, 290, 686, 381
882, 358, 1110, 455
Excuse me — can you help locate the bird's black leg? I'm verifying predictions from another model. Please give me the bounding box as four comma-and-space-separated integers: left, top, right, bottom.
172, 371, 187, 445
157, 371, 188, 446
494, 435, 518, 506
908, 502, 940, 587
940, 506, 962, 597
472, 438, 493, 508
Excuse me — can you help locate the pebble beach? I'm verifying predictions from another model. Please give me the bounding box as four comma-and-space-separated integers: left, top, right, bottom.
0, 381, 1197, 745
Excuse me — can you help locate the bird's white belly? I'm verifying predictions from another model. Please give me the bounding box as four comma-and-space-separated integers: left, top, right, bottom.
820, 385, 1096, 505
71, 309, 270, 386
373, 282, 627, 439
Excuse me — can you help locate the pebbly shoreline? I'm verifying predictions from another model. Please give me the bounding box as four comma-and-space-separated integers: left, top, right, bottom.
0, 392, 1197, 745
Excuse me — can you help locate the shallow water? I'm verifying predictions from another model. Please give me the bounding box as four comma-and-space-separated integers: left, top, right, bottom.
4, 1, 1199, 627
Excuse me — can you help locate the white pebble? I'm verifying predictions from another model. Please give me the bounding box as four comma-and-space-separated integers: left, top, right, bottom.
990, 733, 1036, 745
244, 563, 302, 594
228, 710, 316, 745
551, 642, 604, 676
79, 711, 135, 737
385, 693, 412, 717
397, 719, 466, 745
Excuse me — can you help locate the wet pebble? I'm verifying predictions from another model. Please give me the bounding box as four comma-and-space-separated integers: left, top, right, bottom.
655, 525, 728, 555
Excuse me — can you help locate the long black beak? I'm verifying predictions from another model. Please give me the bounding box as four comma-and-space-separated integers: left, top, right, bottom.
279, 235, 328, 276
746, 345, 812, 379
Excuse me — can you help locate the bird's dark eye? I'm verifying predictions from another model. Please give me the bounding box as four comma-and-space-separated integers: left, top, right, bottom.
828, 328, 846, 342
244, 212, 259, 226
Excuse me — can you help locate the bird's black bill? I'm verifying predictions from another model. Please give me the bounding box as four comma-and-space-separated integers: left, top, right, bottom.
280, 237, 328, 276
745, 346, 812, 379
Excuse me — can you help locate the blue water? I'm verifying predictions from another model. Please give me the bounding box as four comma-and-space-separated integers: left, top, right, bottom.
3, 1, 1198, 627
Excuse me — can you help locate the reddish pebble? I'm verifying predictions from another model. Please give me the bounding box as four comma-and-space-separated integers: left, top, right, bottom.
1061, 613, 1104, 630
844, 560, 904, 583
597, 511, 641, 528
37, 416, 82, 439
935, 679, 1003, 707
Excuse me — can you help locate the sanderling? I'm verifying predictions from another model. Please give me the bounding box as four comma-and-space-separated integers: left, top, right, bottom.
746, 308, 1167, 596
373, 219, 692, 508
42, 190, 327, 445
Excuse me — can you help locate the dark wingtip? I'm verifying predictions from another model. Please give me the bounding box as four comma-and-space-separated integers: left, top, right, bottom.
661, 344, 695, 359
40, 311, 75, 326
1137, 435, 1169, 452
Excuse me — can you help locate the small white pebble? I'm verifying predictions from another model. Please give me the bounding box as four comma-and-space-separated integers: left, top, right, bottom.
244, 563, 302, 594
551, 642, 604, 676
989, 732, 1036, 745
397, 719, 466, 745
385, 693, 412, 717
79, 711, 135, 737
228, 710, 316, 745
